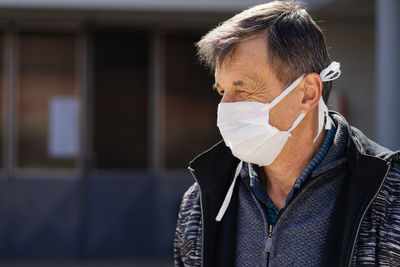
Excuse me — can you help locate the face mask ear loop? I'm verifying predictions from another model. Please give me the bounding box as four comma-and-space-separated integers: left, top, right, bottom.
313, 99, 326, 143
312, 61, 341, 143
287, 113, 306, 137
269, 74, 305, 109
215, 161, 243, 222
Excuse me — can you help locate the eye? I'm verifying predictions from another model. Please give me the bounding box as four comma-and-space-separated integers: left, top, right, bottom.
212, 85, 224, 96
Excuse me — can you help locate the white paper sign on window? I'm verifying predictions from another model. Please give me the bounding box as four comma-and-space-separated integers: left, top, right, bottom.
48, 96, 79, 158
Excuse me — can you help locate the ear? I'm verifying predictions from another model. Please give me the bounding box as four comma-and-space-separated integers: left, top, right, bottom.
300, 73, 322, 113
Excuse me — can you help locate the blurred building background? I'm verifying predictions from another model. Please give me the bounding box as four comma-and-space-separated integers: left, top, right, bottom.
0, 0, 398, 266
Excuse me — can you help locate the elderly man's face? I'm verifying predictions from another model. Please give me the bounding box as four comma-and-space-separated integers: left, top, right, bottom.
214, 34, 303, 131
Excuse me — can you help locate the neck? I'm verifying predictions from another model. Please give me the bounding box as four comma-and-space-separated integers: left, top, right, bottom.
262, 113, 326, 209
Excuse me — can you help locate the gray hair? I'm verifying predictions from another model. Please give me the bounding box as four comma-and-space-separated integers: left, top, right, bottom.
196, 0, 333, 102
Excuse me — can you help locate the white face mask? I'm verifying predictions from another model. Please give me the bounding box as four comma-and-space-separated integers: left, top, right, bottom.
217, 61, 341, 166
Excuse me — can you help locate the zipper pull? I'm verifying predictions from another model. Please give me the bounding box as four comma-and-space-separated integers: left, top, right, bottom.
265, 224, 273, 253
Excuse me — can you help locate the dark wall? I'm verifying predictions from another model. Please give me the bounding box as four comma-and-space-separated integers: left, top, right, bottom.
0, 175, 194, 260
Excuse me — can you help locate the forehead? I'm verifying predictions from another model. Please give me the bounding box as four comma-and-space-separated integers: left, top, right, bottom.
215, 35, 273, 81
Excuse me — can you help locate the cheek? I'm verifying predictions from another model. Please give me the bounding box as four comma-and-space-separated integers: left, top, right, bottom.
246, 94, 268, 102
244, 90, 273, 103
268, 95, 300, 131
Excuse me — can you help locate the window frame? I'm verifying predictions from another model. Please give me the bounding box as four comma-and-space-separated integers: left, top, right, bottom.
0, 19, 222, 180
10, 24, 84, 178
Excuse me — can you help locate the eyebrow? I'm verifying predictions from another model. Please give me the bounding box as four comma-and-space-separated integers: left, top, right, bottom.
213, 80, 245, 90
233, 80, 244, 86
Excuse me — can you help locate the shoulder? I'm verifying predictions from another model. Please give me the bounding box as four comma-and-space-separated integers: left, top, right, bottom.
371, 154, 400, 223
354, 155, 400, 265
381, 155, 400, 201
379, 158, 400, 214
388, 156, 400, 180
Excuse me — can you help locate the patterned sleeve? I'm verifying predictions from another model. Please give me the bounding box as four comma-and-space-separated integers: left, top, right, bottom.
174, 183, 201, 267
352, 160, 400, 266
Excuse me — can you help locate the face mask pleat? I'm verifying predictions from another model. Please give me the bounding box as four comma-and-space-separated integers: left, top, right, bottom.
222, 124, 278, 148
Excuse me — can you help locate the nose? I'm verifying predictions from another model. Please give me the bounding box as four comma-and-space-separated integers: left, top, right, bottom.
220, 91, 238, 103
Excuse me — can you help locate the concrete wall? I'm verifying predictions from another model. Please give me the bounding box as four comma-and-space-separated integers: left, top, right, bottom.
313, 0, 376, 139
324, 19, 375, 138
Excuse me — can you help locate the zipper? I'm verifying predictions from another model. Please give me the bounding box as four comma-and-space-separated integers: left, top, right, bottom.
261, 162, 348, 266
346, 161, 391, 267
265, 224, 273, 267
188, 166, 205, 267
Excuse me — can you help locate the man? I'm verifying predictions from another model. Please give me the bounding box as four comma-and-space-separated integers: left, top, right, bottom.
174, 1, 400, 266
